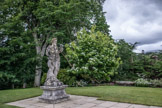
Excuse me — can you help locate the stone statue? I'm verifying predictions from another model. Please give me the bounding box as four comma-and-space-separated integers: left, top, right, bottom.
39, 38, 69, 104
44, 38, 63, 86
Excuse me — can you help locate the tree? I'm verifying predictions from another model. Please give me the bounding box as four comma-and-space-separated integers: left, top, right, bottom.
132, 52, 162, 79
0, 0, 110, 86
65, 26, 120, 84
115, 39, 137, 80
0, 16, 36, 89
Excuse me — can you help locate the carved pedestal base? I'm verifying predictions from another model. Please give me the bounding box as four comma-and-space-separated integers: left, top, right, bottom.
39, 85, 70, 104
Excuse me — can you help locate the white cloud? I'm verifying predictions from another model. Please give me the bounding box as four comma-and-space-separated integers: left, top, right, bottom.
133, 41, 162, 53
103, 0, 162, 52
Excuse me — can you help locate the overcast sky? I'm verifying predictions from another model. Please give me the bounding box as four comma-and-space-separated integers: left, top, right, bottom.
103, 0, 162, 53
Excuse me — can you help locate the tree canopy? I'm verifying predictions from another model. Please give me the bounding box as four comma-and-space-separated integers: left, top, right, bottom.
0, 0, 110, 87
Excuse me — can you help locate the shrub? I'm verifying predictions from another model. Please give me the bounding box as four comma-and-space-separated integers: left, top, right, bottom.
150, 79, 162, 87
65, 26, 120, 84
75, 80, 88, 87
57, 69, 77, 86
41, 69, 88, 87
135, 78, 150, 87
0, 72, 20, 89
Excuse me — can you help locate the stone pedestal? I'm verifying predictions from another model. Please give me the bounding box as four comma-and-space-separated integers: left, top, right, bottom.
39, 85, 70, 104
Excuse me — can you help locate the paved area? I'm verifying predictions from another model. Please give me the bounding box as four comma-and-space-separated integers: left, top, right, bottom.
7, 95, 162, 108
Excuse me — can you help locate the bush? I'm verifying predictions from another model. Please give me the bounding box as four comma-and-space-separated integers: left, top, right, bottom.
150, 79, 162, 87
135, 78, 150, 87
0, 72, 20, 89
75, 80, 88, 87
65, 26, 120, 84
41, 69, 76, 86
57, 69, 77, 86
41, 69, 88, 87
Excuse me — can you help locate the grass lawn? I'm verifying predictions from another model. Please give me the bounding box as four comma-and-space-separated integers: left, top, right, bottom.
66, 86, 162, 107
0, 86, 162, 108
0, 88, 42, 108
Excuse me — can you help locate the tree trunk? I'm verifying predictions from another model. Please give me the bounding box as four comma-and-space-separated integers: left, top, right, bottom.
33, 32, 42, 87
34, 56, 43, 87
12, 84, 14, 89
33, 32, 48, 87
23, 83, 27, 88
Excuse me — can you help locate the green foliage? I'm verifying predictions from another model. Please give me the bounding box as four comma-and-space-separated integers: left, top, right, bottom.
132, 52, 162, 79
135, 78, 162, 87
150, 79, 162, 87
115, 39, 162, 81
75, 80, 88, 87
135, 78, 150, 87
0, 0, 110, 88
41, 69, 78, 87
115, 39, 137, 80
0, 72, 19, 90
0, 18, 36, 89
65, 26, 120, 84
57, 69, 77, 86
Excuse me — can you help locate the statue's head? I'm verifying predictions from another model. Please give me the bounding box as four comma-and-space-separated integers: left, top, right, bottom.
51, 38, 57, 45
